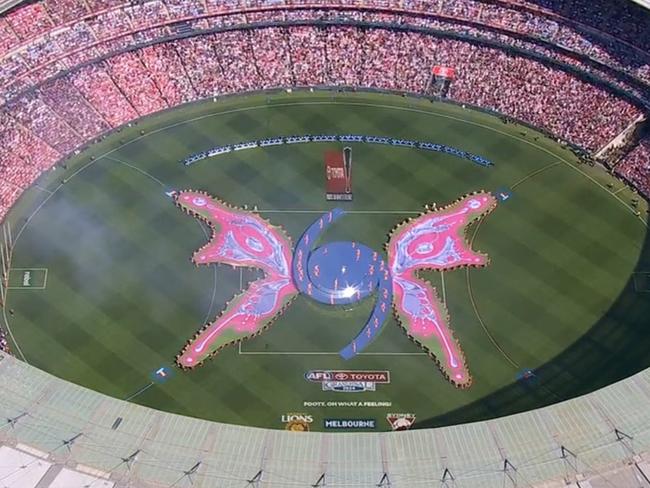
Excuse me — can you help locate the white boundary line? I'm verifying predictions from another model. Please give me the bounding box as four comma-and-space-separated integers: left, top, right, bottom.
258, 209, 421, 214
237, 342, 426, 356
7, 268, 48, 290
440, 270, 447, 306
198, 220, 219, 325
124, 381, 155, 401
104, 155, 167, 187
33, 184, 54, 195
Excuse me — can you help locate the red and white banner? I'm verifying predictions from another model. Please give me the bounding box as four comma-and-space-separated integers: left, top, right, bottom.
324, 148, 353, 201
432, 65, 456, 79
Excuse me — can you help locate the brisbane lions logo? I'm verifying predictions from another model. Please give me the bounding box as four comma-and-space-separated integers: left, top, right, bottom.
174, 190, 497, 388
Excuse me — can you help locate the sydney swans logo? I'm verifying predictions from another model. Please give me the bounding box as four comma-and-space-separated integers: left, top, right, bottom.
174, 191, 497, 388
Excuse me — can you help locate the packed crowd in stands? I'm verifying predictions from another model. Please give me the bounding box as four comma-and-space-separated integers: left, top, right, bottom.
0, 0, 646, 57
0, 0, 648, 92
522, 0, 650, 52
0, 2, 647, 227
616, 138, 650, 198
4, 27, 642, 152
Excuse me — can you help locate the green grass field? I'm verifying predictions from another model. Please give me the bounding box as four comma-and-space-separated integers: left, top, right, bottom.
3, 92, 649, 432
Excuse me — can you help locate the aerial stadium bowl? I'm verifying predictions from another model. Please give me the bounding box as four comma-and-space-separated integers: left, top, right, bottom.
1, 1, 650, 485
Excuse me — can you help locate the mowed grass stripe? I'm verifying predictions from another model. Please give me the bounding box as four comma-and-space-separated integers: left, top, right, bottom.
11, 273, 145, 396
473, 233, 613, 363
23, 163, 217, 391
442, 269, 519, 383
470, 165, 641, 370
495, 174, 631, 300
482, 207, 618, 313
61, 164, 214, 347
521, 168, 641, 263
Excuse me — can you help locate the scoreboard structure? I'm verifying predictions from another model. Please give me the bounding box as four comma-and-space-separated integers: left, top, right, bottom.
324, 147, 353, 201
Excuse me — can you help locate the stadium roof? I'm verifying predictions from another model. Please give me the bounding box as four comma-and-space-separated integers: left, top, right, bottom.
0, 0, 21, 15
2, 351, 650, 487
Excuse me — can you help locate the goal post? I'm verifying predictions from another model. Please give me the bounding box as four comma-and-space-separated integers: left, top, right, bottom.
0, 224, 13, 308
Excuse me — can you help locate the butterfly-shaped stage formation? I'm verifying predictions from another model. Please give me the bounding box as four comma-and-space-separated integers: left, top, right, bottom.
174, 190, 497, 388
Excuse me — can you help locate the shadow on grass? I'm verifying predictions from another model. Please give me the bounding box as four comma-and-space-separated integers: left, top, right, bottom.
416, 220, 650, 429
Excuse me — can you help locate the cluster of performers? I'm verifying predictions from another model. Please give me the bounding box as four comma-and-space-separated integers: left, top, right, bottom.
181, 134, 494, 167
